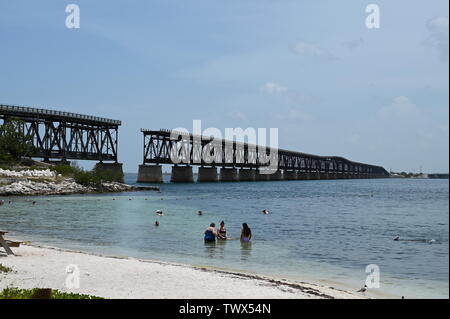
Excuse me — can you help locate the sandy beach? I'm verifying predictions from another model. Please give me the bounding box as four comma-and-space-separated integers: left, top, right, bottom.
0, 243, 366, 299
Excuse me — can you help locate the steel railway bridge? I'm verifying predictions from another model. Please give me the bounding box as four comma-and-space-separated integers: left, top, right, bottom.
137, 129, 389, 183
0, 104, 123, 175
1, 104, 389, 183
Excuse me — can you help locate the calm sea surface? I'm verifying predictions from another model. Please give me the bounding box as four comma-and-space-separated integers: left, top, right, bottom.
1, 175, 448, 298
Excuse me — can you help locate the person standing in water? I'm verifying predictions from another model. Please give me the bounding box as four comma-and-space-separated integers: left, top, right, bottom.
217, 221, 227, 240
240, 223, 252, 243
204, 223, 217, 242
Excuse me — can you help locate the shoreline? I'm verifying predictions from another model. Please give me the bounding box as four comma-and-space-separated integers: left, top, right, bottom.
0, 178, 159, 197
0, 167, 160, 196
0, 242, 368, 299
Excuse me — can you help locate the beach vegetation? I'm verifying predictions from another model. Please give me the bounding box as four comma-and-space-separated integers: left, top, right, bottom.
0, 264, 13, 273
50, 162, 123, 185
0, 287, 103, 299
0, 119, 36, 165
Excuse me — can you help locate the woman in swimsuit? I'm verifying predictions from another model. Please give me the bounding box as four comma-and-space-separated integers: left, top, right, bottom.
240, 223, 252, 243
217, 221, 227, 240
204, 223, 217, 242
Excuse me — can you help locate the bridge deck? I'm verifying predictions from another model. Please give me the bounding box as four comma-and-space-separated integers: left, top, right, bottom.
0, 104, 121, 126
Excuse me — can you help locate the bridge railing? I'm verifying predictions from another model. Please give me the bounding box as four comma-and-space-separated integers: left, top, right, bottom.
0, 104, 121, 125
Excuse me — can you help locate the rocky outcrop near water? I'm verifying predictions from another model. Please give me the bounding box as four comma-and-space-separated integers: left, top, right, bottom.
0, 169, 159, 196
0, 168, 57, 178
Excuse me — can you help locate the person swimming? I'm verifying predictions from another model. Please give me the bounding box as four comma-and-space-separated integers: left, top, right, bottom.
240, 223, 252, 243
204, 223, 217, 242
217, 221, 227, 240
155, 210, 164, 216
261, 209, 269, 214
155, 221, 160, 227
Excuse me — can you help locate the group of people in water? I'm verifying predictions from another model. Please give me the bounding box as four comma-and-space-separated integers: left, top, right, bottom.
204, 221, 252, 243
153, 209, 254, 243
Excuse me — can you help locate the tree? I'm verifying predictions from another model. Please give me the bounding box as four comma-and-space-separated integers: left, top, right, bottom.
0, 119, 36, 164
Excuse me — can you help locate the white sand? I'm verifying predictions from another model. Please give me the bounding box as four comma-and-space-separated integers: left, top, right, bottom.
0, 244, 365, 299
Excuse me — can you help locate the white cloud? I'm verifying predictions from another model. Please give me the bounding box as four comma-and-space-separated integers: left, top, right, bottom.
262, 82, 288, 94
425, 16, 449, 63
292, 41, 336, 60
379, 96, 420, 118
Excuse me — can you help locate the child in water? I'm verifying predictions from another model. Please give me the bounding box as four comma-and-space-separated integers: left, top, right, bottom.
217, 221, 227, 240
240, 223, 252, 243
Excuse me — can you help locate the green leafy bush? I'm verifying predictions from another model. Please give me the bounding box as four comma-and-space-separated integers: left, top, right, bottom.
50, 163, 122, 186
0, 287, 103, 299
0, 119, 36, 165
0, 264, 13, 273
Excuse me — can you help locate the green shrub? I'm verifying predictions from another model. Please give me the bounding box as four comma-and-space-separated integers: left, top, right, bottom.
50, 164, 78, 176
0, 119, 36, 165
0, 264, 13, 273
0, 287, 103, 299
49, 163, 122, 186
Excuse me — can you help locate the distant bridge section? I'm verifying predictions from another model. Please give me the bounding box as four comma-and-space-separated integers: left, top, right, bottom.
137, 128, 389, 183
0, 105, 122, 173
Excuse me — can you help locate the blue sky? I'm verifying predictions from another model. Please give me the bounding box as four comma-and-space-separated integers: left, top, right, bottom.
1, 0, 448, 173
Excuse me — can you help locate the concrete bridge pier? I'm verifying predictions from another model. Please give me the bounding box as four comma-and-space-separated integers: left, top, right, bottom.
269, 170, 283, 181
256, 170, 271, 181
137, 164, 163, 183
198, 167, 218, 182
171, 165, 194, 183
220, 168, 239, 182
320, 172, 329, 180
95, 162, 124, 182
240, 169, 257, 181
283, 170, 298, 180
297, 171, 309, 180
311, 170, 320, 180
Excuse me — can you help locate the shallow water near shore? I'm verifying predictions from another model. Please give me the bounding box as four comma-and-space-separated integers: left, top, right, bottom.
1, 175, 448, 298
